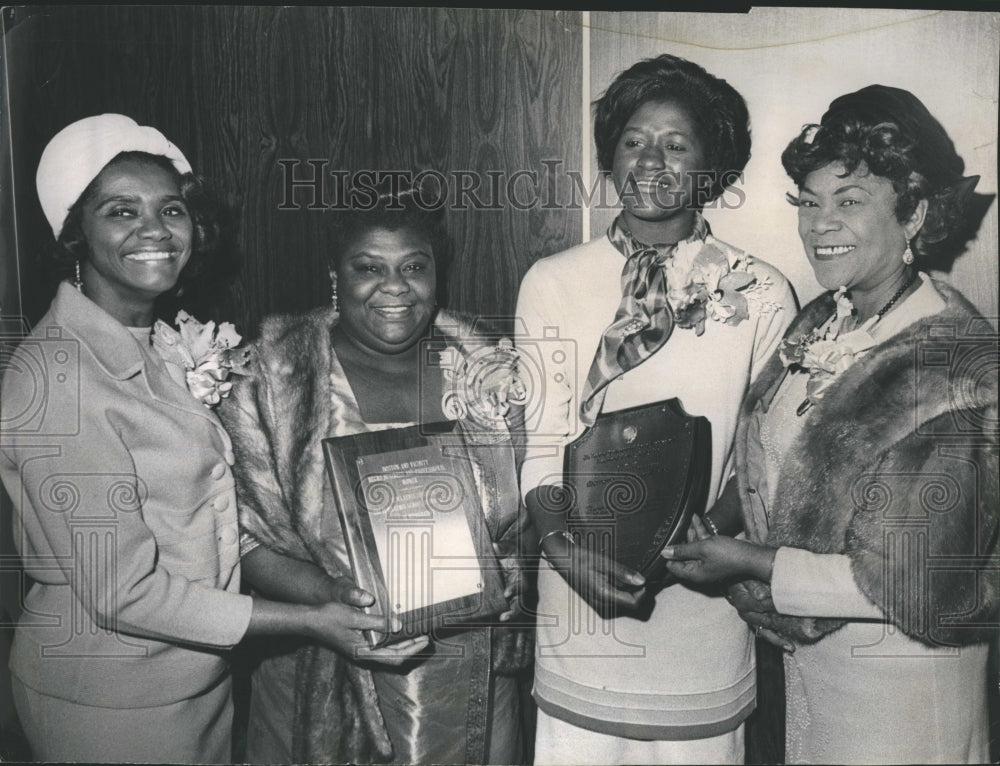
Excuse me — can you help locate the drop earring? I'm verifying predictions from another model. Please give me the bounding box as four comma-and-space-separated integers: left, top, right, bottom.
329, 268, 339, 314
73, 260, 83, 291
902, 244, 914, 265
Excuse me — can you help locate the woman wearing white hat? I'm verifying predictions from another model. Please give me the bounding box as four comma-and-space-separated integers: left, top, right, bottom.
0, 114, 427, 763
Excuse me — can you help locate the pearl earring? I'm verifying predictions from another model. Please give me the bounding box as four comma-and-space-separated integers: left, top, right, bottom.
902, 245, 914, 265
329, 268, 339, 314
73, 260, 83, 291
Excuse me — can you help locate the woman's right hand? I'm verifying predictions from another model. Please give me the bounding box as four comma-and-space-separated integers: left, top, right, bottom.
661, 533, 776, 584
307, 593, 430, 666
542, 531, 647, 619
247, 588, 429, 667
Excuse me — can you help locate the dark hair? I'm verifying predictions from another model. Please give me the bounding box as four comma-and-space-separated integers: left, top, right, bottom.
50, 151, 223, 291
328, 178, 451, 299
781, 85, 976, 256
593, 53, 751, 202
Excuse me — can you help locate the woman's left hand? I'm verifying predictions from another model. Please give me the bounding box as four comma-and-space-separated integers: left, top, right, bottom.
493, 542, 534, 622
661, 535, 776, 584
326, 574, 376, 607
726, 580, 795, 652
355, 636, 434, 665
726, 578, 775, 613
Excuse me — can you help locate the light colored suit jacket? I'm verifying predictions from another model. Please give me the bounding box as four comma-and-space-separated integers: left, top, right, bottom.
0, 282, 252, 708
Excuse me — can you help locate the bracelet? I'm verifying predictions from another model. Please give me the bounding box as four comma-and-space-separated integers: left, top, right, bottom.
538, 529, 575, 554
702, 514, 720, 536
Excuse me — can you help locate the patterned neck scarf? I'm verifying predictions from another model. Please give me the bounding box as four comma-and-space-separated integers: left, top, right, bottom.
579, 213, 710, 426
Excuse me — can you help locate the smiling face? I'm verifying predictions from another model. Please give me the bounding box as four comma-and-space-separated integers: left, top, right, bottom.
611, 99, 707, 243
334, 226, 437, 356
79, 156, 193, 322
796, 161, 921, 293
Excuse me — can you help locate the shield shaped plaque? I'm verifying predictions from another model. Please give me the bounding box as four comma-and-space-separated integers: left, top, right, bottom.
562, 398, 711, 582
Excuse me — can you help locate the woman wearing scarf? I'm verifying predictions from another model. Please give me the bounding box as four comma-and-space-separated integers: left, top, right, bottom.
515, 54, 796, 764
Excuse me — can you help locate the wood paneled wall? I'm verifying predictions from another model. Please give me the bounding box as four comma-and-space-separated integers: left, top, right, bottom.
11, 8, 992, 329
3, 6, 583, 333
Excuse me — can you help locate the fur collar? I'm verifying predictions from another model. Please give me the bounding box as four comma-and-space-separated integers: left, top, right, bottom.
224, 305, 492, 565
737, 280, 998, 646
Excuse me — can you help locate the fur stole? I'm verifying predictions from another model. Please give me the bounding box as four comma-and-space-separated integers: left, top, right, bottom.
736, 280, 998, 647
218, 306, 534, 762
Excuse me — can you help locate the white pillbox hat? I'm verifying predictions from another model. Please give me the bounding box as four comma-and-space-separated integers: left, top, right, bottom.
36, 113, 192, 238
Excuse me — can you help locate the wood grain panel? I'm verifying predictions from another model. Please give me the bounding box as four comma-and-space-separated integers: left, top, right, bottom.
6, 7, 583, 335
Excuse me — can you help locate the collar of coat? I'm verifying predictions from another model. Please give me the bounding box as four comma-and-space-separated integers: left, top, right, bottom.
251, 304, 498, 388
46, 281, 230, 434
741, 277, 996, 540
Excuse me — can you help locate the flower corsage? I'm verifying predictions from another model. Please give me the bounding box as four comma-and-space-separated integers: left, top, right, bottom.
152, 311, 250, 408
779, 288, 877, 414
664, 237, 780, 335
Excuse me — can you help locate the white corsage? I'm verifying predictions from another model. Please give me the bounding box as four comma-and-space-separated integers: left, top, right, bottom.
152, 311, 250, 408
664, 237, 778, 335
439, 337, 527, 428
779, 288, 877, 414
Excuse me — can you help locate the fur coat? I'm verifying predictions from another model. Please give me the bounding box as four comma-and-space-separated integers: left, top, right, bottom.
218, 305, 534, 763
719, 279, 998, 647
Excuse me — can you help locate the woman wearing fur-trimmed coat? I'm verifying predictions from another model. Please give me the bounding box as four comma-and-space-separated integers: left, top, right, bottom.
684, 281, 998, 762
218, 186, 533, 765
220, 305, 533, 764
662, 85, 998, 764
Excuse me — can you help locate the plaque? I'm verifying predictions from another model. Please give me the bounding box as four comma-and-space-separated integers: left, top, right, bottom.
562, 398, 711, 583
323, 423, 508, 647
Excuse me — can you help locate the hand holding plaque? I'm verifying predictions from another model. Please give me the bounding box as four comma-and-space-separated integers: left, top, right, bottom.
538, 528, 648, 619
323, 423, 508, 647
306, 587, 431, 663
560, 398, 712, 587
